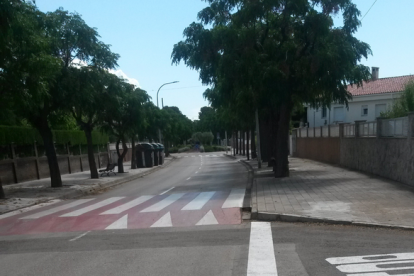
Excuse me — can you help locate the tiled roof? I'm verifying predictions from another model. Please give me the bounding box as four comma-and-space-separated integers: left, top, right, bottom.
347, 75, 414, 96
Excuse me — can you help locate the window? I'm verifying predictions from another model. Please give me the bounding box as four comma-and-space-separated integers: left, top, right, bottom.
361, 105, 368, 116
321, 107, 327, 118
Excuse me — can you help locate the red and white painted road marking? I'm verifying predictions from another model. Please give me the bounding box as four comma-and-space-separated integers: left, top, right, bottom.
0, 189, 245, 235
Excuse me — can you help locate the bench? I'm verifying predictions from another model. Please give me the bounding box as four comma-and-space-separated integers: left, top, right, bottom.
99, 163, 117, 177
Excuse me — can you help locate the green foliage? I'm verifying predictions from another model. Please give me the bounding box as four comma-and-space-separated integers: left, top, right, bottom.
381, 81, 414, 118
161, 106, 193, 145
203, 145, 226, 153
192, 131, 214, 145
0, 126, 108, 146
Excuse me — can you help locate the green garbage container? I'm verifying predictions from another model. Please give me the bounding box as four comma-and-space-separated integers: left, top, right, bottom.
151, 143, 159, 166
136, 144, 145, 168
141, 143, 154, 168
157, 143, 164, 165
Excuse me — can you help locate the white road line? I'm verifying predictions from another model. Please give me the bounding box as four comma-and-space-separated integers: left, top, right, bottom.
337, 260, 414, 274
140, 193, 185, 212
60, 197, 124, 217
69, 231, 91, 242
150, 212, 172, 227
0, 199, 62, 220
247, 222, 278, 276
327, 253, 414, 265
20, 199, 95, 219
105, 215, 128, 230
181, 192, 215, 210
222, 188, 245, 208
100, 196, 154, 215
195, 171, 198, 174
199, 167, 201, 170
159, 187, 175, 195
196, 210, 219, 225
186, 177, 191, 180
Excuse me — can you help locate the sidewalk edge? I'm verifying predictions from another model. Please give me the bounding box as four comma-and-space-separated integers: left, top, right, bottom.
253, 212, 414, 231
0, 157, 177, 215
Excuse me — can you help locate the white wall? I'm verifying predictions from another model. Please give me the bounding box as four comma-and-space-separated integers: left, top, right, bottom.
307, 92, 400, 127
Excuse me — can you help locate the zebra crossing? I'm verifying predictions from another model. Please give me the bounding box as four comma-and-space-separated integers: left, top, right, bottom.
0, 188, 245, 235
178, 154, 221, 158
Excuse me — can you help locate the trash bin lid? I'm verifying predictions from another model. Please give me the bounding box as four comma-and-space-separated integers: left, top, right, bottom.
139, 143, 154, 150
150, 143, 160, 149
156, 143, 164, 149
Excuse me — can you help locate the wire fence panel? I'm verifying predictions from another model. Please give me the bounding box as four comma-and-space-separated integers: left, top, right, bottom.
381, 117, 408, 137
308, 127, 315, 137
314, 127, 321, 137
359, 122, 377, 137
330, 125, 340, 137
322, 126, 329, 137
300, 128, 307, 138
344, 124, 355, 137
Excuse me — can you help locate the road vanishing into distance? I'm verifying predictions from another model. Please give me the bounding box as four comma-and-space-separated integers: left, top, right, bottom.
1, 153, 414, 276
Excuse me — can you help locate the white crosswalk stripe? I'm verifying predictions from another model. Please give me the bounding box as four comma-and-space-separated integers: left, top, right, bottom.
140, 193, 185, 212
151, 212, 172, 227
222, 188, 245, 208
60, 197, 124, 217
181, 192, 215, 210
100, 196, 154, 215
196, 210, 219, 225
21, 199, 95, 219
105, 214, 128, 230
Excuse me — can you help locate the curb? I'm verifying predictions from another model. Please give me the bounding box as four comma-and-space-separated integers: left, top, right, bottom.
0, 157, 177, 215
223, 154, 252, 212
251, 212, 414, 231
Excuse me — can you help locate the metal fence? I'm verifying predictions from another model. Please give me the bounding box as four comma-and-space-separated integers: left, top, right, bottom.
359, 121, 377, 137
344, 124, 355, 137
296, 125, 340, 138
381, 117, 408, 137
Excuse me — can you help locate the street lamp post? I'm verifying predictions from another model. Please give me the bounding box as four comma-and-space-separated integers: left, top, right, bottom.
156, 81, 179, 143
157, 81, 179, 108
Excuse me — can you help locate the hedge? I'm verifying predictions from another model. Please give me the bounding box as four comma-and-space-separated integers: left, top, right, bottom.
0, 126, 109, 146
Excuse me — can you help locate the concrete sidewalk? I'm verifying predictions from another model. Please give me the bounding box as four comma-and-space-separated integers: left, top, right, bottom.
226, 152, 414, 230
0, 157, 175, 215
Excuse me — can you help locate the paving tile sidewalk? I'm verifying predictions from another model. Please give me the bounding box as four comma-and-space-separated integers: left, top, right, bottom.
225, 152, 414, 230
0, 157, 174, 215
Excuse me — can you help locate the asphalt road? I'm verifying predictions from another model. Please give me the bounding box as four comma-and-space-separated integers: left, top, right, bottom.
1, 221, 414, 276
1, 152, 414, 275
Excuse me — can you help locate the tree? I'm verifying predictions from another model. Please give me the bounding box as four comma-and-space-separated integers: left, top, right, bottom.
172, 0, 371, 177
64, 68, 116, 178
160, 106, 192, 156
101, 77, 148, 173
381, 81, 414, 118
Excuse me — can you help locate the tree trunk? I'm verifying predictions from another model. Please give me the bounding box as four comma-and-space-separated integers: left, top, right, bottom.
259, 116, 270, 162
236, 131, 239, 154
269, 109, 279, 169
246, 130, 250, 160
165, 140, 170, 157
242, 131, 245, 156
0, 178, 5, 199
233, 131, 236, 156
131, 136, 137, 169
84, 128, 99, 179
251, 125, 257, 159
35, 120, 62, 188
274, 102, 292, 178
116, 139, 128, 173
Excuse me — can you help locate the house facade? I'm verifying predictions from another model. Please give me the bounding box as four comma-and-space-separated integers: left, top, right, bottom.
306, 68, 414, 127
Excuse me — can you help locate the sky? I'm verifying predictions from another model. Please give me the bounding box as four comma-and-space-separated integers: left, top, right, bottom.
35, 0, 414, 121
